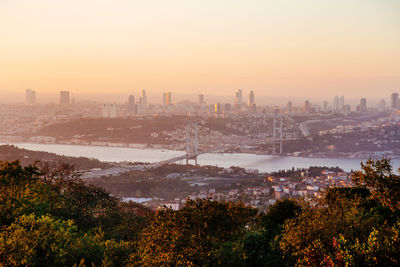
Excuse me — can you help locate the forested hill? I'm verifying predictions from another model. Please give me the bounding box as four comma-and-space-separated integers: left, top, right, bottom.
0, 145, 110, 169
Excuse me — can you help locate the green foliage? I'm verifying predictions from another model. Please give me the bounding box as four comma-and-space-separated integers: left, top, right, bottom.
136, 199, 257, 266
0, 160, 147, 266
0, 214, 134, 266
1, 158, 400, 266
279, 159, 400, 266
352, 158, 400, 211
241, 199, 301, 267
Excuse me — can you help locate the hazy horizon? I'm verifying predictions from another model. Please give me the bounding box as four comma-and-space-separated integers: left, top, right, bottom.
1, 0, 399, 98
0, 90, 384, 108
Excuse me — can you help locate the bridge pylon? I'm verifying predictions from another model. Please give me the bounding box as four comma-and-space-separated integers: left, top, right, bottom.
185, 122, 199, 165
272, 112, 283, 155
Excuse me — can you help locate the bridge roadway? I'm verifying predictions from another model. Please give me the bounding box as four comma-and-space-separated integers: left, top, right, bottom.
80, 152, 206, 179
80, 138, 299, 179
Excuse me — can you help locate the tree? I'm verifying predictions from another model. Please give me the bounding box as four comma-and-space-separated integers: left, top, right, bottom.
352, 158, 400, 211
241, 199, 302, 267
136, 199, 257, 266
279, 159, 400, 266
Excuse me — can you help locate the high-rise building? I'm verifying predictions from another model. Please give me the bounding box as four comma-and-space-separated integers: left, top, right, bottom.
103, 104, 118, 118
323, 101, 328, 112
139, 90, 147, 114
235, 89, 243, 110
128, 95, 136, 114
224, 103, 231, 114
102, 104, 109, 118
198, 94, 204, 106
287, 101, 293, 113
248, 90, 255, 107
60, 91, 70, 105
378, 99, 386, 112
391, 93, 399, 109
303, 100, 311, 113
339, 96, 344, 111
26, 89, 36, 105
215, 103, 221, 115
109, 104, 117, 118
333, 96, 339, 112
163, 92, 172, 108
360, 98, 367, 112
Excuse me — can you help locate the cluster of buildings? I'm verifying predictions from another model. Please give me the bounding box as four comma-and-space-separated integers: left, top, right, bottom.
214, 89, 256, 117
100, 89, 258, 119
26, 89, 71, 105
0, 102, 100, 138
147, 169, 352, 211
23, 88, 400, 119
297, 96, 366, 115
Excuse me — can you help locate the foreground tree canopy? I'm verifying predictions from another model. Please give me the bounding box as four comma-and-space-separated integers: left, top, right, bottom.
0, 159, 399, 266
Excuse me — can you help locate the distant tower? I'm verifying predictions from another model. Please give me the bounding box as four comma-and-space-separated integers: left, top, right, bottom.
109, 104, 117, 118
102, 104, 110, 118
391, 93, 399, 109
323, 101, 328, 112
303, 100, 310, 113
163, 92, 171, 107
235, 89, 243, 111
60, 91, 70, 105
360, 98, 367, 112
339, 96, 344, 112
163, 93, 166, 108
26, 89, 36, 105
214, 103, 221, 116
224, 103, 231, 114
139, 90, 147, 114
287, 101, 293, 113
198, 94, 204, 106
248, 90, 255, 107
333, 96, 339, 112
378, 99, 386, 112
128, 95, 136, 114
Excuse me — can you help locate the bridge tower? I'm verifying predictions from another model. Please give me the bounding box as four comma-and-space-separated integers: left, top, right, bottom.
272, 112, 283, 155
185, 122, 199, 164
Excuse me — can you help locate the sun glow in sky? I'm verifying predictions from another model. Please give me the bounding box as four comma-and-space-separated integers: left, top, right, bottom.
1, 0, 399, 98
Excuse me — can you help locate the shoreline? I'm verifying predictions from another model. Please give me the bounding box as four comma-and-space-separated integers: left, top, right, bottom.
1, 142, 398, 161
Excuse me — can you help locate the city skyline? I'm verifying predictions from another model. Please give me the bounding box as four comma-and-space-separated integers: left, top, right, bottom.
1, 0, 399, 98
2, 89, 398, 108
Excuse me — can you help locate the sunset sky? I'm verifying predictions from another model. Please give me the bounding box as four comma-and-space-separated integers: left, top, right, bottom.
1, 0, 399, 100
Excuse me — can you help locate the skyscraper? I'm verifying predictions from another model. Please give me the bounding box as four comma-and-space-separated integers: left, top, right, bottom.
391, 93, 399, 109
303, 100, 311, 113
128, 95, 136, 114
198, 94, 204, 106
235, 89, 243, 110
287, 101, 293, 113
215, 103, 221, 116
339, 96, 344, 111
378, 99, 386, 112
102, 104, 117, 118
163, 91, 172, 108
26, 89, 36, 105
139, 90, 147, 114
248, 90, 255, 107
333, 96, 339, 112
360, 98, 367, 112
60, 91, 70, 105
323, 101, 328, 112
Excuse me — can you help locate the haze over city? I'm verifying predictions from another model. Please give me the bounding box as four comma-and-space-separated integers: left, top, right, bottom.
1, 0, 399, 100
1, 1, 400, 265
